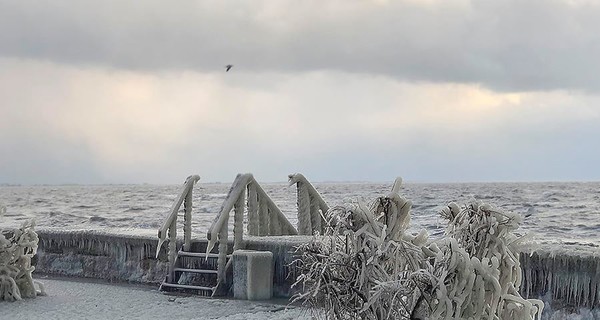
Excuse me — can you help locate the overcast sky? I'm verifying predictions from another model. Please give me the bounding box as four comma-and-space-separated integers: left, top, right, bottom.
1, 0, 599, 184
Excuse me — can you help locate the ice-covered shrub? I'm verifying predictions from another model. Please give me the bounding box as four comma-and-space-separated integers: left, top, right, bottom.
293, 180, 542, 320
291, 180, 435, 319
432, 201, 543, 319
1, 207, 45, 302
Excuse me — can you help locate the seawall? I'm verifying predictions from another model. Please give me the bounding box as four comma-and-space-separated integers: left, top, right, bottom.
33, 230, 600, 308
35, 230, 171, 284
520, 243, 600, 309
33, 230, 312, 298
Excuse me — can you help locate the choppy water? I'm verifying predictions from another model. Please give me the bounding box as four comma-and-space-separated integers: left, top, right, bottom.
1, 181, 599, 247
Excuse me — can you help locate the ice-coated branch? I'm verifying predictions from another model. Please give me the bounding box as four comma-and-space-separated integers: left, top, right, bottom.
434, 201, 543, 319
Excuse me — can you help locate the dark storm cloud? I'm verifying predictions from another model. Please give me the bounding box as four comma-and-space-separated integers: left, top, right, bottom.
1, 0, 600, 92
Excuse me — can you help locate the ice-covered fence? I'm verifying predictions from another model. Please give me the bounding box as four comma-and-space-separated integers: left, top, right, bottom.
520, 244, 600, 309
206, 174, 298, 288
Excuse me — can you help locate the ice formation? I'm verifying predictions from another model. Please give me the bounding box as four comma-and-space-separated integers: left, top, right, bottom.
519, 243, 600, 311
36, 229, 168, 283
1, 215, 46, 301
293, 178, 543, 319
436, 201, 544, 319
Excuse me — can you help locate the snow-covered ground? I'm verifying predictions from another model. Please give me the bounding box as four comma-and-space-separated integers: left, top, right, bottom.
1, 277, 313, 320
4, 277, 600, 319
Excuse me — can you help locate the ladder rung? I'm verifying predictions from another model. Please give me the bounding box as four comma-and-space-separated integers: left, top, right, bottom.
174, 268, 218, 274
160, 283, 214, 291
178, 251, 231, 259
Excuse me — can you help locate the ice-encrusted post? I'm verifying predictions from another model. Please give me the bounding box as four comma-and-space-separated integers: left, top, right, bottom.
167, 218, 176, 282
183, 188, 193, 252
297, 182, 311, 235
233, 189, 245, 250
247, 183, 259, 236
217, 223, 228, 284
258, 196, 269, 236
269, 208, 282, 235
309, 194, 322, 235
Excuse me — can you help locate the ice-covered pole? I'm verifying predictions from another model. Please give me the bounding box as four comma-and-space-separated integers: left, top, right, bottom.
247, 183, 259, 235
183, 187, 193, 252
233, 188, 245, 250
296, 181, 311, 235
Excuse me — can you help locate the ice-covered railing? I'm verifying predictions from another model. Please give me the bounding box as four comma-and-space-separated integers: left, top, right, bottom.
156, 175, 200, 282
288, 173, 329, 235
206, 173, 298, 286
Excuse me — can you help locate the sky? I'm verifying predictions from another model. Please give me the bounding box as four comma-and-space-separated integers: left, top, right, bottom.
1, 0, 599, 184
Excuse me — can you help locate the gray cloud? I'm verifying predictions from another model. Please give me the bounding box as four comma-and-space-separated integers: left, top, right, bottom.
2, 0, 600, 92
1, 58, 599, 184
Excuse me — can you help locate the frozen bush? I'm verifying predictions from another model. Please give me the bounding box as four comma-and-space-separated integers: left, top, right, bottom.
293, 179, 542, 320
1, 206, 45, 302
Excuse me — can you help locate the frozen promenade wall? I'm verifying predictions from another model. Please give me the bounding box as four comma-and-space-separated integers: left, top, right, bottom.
33, 230, 310, 297
32, 230, 600, 306
520, 244, 600, 309
34, 230, 171, 284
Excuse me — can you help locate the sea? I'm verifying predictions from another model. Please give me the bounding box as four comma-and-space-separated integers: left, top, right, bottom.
1, 181, 600, 248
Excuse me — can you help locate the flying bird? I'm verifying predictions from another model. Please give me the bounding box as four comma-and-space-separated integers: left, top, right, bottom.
225, 64, 233, 72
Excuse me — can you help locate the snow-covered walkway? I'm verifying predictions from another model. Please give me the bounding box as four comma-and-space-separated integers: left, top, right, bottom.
1, 277, 312, 320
